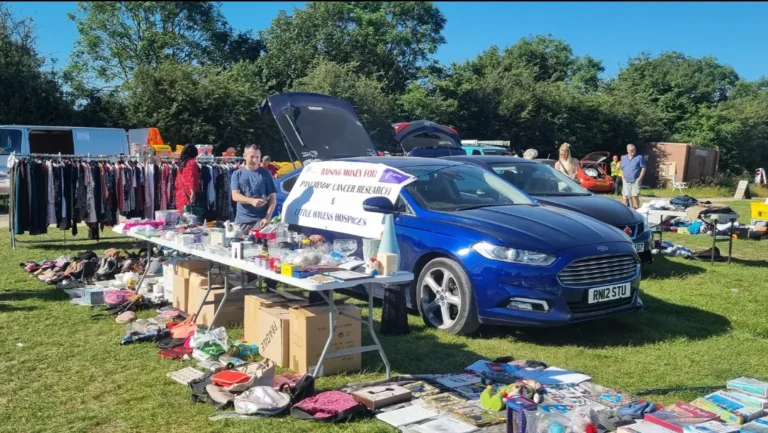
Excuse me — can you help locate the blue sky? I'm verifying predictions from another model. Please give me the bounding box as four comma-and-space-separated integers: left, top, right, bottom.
9, 1, 768, 80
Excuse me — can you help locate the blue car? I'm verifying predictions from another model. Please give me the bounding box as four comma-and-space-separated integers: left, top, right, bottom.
441, 155, 653, 264
262, 93, 643, 335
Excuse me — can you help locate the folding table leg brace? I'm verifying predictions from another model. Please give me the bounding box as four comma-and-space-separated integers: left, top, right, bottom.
313, 286, 392, 379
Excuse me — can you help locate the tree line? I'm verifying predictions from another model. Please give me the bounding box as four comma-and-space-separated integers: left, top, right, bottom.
2, 1, 767, 176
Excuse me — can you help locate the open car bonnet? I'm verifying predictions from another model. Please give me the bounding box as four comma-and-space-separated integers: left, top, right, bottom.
259, 92, 377, 161
392, 120, 462, 153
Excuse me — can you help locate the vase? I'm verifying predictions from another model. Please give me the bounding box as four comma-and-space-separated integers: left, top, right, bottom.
377, 214, 400, 270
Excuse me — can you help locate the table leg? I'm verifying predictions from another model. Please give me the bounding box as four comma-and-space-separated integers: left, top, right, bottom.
209, 266, 230, 327
368, 284, 392, 379
728, 220, 734, 264
192, 261, 214, 324
313, 289, 337, 378
134, 241, 153, 290
711, 222, 717, 265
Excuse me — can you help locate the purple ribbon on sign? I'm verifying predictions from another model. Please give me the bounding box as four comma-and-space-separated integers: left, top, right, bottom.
378, 168, 411, 185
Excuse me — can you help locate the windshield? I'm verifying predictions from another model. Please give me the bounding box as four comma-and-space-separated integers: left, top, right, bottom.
491, 162, 591, 196
401, 164, 534, 211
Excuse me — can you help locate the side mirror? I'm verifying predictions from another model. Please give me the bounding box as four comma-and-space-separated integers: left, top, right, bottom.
363, 196, 395, 214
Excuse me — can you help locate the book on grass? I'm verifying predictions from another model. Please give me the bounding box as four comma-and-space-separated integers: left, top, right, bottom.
413, 416, 480, 433
644, 402, 719, 433
617, 421, 677, 433
682, 421, 740, 433
691, 393, 763, 425
742, 416, 768, 433
450, 403, 506, 427
727, 378, 768, 398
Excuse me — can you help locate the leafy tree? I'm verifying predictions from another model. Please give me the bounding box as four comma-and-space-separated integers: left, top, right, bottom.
66, 1, 261, 91
292, 60, 398, 151
258, 1, 446, 93
0, 3, 73, 124
123, 61, 280, 155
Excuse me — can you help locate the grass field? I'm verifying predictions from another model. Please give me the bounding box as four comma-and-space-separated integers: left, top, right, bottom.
1, 201, 767, 433
640, 185, 765, 199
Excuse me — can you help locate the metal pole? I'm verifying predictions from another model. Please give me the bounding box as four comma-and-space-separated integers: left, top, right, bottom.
209, 266, 229, 327
313, 289, 337, 377
369, 284, 392, 379
193, 261, 214, 324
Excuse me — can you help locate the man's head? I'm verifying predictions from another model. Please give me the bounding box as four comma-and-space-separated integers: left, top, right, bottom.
626, 144, 636, 158
261, 155, 272, 167
244, 145, 261, 170
523, 148, 538, 160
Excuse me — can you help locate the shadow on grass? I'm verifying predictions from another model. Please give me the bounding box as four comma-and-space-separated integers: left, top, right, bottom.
0, 302, 38, 312
0, 288, 69, 303
22, 240, 139, 252
477, 292, 730, 348
730, 257, 768, 268
642, 255, 707, 279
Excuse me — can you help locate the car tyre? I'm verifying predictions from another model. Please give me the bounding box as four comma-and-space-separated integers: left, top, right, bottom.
416, 257, 480, 335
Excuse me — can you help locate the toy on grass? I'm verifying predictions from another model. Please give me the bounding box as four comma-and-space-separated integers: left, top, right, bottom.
480, 380, 543, 411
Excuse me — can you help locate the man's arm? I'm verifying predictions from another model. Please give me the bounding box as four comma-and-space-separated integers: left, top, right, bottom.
232, 189, 265, 206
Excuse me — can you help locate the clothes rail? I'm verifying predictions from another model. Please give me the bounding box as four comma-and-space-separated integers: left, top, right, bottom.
8, 152, 137, 249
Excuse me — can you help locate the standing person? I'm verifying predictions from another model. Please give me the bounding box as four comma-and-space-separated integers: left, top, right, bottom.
261, 155, 279, 178
231, 145, 277, 236
621, 144, 646, 210
523, 149, 538, 160
610, 155, 622, 196
175, 144, 201, 213
554, 142, 581, 180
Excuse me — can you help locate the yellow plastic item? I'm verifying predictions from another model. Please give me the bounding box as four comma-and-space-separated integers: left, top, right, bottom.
274, 161, 302, 178
751, 201, 768, 220
151, 145, 173, 157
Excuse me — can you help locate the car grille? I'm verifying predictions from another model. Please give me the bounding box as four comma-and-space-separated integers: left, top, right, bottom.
567, 289, 636, 315
557, 254, 639, 288
614, 222, 644, 239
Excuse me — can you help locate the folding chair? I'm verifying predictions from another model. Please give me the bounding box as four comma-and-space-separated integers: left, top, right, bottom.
671, 173, 689, 195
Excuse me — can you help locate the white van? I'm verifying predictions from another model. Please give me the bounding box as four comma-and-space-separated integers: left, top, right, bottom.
0, 125, 130, 192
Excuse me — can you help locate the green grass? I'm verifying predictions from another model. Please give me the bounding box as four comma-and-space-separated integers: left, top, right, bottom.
1, 203, 767, 432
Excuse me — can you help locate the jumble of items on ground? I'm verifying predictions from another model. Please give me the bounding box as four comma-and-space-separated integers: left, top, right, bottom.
16, 208, 768, 432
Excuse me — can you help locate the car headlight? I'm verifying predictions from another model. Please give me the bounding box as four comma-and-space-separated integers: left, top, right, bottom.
471, 242, 556, 266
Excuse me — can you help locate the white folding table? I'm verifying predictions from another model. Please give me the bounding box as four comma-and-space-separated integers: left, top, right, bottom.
114, 227, 413, 378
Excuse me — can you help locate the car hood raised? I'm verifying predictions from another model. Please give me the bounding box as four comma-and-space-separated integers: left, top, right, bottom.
440, 204, 630, 254
534, 195, 641, 226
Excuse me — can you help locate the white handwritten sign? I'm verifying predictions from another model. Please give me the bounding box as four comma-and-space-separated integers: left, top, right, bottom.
281, 161, 416, 238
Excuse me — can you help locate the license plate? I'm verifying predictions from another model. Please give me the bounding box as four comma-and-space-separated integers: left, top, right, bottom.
588, 283, 631, 304
634, 243, 645, 252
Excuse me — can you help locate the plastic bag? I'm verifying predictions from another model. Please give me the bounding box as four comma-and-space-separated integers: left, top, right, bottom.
190, 327, 229, 357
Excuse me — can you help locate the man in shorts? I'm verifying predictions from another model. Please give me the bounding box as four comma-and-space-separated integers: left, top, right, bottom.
621, 144, 646, 209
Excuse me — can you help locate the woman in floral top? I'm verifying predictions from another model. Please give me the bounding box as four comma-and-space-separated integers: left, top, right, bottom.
175, 144, 200, 210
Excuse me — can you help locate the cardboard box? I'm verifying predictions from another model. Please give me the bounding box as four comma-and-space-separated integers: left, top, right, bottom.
187, 274, 250, 327
174, 259, 209, 278
289, 304, 362, 375
243, 293, 308, 345
172, 274, 189, 312
256, 307, 292, 367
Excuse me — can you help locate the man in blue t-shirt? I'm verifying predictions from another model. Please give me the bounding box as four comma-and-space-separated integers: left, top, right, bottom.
231, 145, 277, 236
620, 143, 646, 210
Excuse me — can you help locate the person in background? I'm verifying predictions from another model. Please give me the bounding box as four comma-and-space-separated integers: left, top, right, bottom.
554, 142, 581, 180
610, 155, 622, 196
621, 144, 646, 210
261, 155, 279, 178
523, 148, 538, 160
175, 143, 200, 211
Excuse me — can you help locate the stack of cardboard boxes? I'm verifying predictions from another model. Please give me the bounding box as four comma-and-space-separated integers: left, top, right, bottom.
173, 261, 364, 376
244, 292, 363, 376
